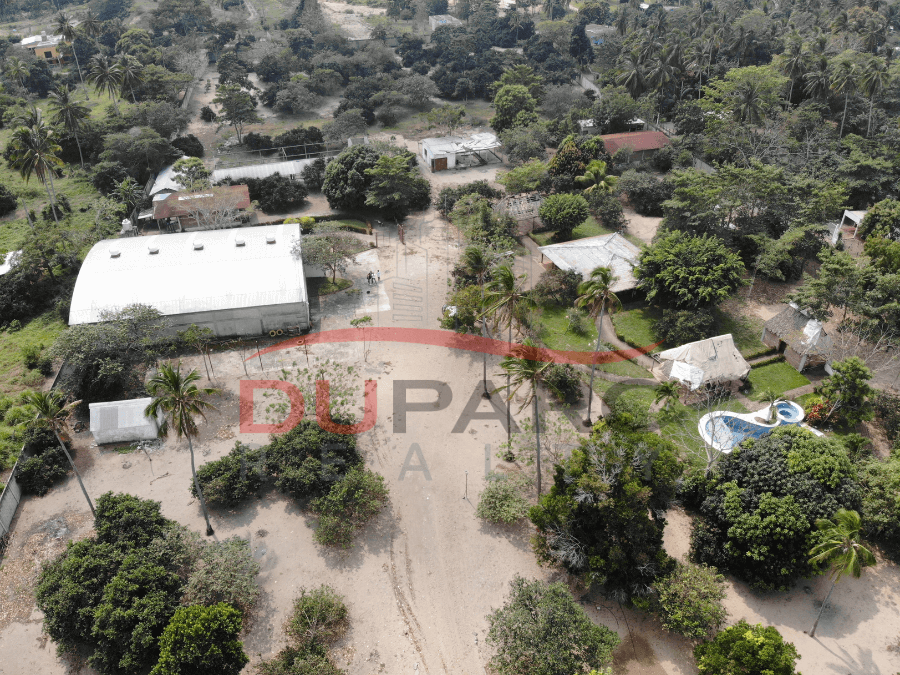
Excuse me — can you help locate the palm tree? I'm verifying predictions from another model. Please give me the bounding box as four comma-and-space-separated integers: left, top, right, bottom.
617, 49, 647, 99
831, 55, 858, 137
48, 85, 89, 167
756, 387, 782, 423
81, 9, 102, 39
88, 54, 122, 113
8, 110, 64, 225
463, 245, 494, 398
498, 339, 553, 496
575, 266, 621, 427
804, 55, 832, 99
4, 55, 29, 92
732, 77, 765, 124
114, 176, 144, 213
576, 160, 617, 194
54, 12, 89, 100
653, 380, 680, 413
115, 54, 144, 103
808, 509, 876, 637
22, 390, 95, 517
859, 55, 891, 137
145, 363, 220, 536
647, 45, 679, 96
778, 35, 808, 104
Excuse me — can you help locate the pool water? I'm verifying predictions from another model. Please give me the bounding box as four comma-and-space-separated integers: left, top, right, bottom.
699, 401, 806, 453
776, 401, 803, 422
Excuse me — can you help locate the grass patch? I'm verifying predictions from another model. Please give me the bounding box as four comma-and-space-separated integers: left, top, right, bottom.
717, 300, 771, 359
315, 278, 353, 295
0, 309, 64, 396
612, 306, 664, 353
527, 216, 614, 248
746, 361, 810, 398
315, 218, 370, 234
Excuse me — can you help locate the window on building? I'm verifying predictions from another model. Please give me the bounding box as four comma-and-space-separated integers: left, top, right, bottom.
44, 51, 53, 59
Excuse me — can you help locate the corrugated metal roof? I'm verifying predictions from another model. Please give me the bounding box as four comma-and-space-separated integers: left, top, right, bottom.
69, 224, 307, 325
538, 233, 641, 292
600, 131, 670, 154
149, 157, 189, 195
89, 397, 160, 444
421, 132, 501, 156
212, 158, 320, 183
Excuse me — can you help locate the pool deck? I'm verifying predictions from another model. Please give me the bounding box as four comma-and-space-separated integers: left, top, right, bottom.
699, 402, 823, 453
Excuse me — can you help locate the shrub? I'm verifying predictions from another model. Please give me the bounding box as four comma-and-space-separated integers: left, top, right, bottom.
285, 585, 349, 649
41, 194, 72, 221
694, 621, 800, 675
21, 343, 42, 370
92, 161, 129, 195
94, 492, 169, 550
486, 576, 619, 675
607, 392, 651, 430
170, 134, 205, 158
439, 284, 482, 334
199, 105, 217, 122
543, 363, 583, 404
311, 467, 389, 548
531, 268, 582, 307
181, 537, 260, 613
300, 158, 326, 191
192, 442, 263, 507
585, 189, 626, 231
651, 563, 727, 639
874, 391, 900, 442
617, 170, 673, 216
17, 444, 69, 495
858, 456, 900, 547
0, 183, 17, 216
654, 307, 716, 345
436, 180, 502, 216
232, 174, 309, 213
538, 193, 590, 240
476, 472, 530, 524
151, 603, 248, 675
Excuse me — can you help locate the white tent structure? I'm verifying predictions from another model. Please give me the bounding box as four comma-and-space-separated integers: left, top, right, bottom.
89, 398, 160, 445
839, 209, 867, 239
656, 334, 751, 391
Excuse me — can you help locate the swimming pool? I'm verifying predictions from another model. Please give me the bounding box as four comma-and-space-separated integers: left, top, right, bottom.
699, 401, 810, 453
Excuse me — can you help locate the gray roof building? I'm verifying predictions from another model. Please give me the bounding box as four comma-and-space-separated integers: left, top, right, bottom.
538, 233, 641, 293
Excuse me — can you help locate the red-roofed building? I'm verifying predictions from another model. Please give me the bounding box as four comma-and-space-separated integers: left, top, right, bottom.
153, 185, 252, 231
600, 131, 671, 163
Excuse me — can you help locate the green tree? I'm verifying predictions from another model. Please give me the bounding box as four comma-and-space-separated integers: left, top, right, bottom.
22, 390, 94, 516
492, 64, 545, 101
491, 84, 537, 133
322, 145, 381, 211
497, 159, 547, 194
116, 54, 145, 103
830, 52, 859, 138
294, 227, 360, 283
498, 339, 553, 496
636, 231, 745, 309
486, 576, 619, 675
575, 160, 617, 194
694, 621, 800, 675
88, 54, 123, 113
858, 198, 900, 240
152, 604, 247, 675
424, 103, 466, 134
819, 356, 875, 427
48, 85, 90, 167
145, 364, 220, 536
859, 56, 890, 137
363, 154, 431, 220
8, 109, 64, 224
651, 563, 727, 639
211, 84, 261, 144
653, 380, 680, 412
575, 265, 621, 426
172, 157, 212, 191
54, 12, 89, 99
757, 387, 782, 423
538, 193, 589, 240
4, 56, 30, 91
701, 66, 788, 125
808, 508, 876, 637
310, 466, 389, 548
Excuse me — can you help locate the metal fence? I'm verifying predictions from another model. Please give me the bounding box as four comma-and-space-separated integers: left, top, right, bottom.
0, 447, 24, 557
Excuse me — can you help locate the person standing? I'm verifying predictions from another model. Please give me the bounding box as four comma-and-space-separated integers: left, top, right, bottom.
377, 270, 381, 283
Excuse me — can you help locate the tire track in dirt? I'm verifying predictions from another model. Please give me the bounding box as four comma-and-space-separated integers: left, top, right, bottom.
387, 530, 429, 673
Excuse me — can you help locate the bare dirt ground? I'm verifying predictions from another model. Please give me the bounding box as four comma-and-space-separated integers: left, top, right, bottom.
320, 1, 385, 40
623, 207, 661, 245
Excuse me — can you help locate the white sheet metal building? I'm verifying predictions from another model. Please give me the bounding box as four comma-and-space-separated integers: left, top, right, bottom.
212, 158, 321, 184
89, 398, 160, 445
69, 223, 311, 336
538, 233, 641, 293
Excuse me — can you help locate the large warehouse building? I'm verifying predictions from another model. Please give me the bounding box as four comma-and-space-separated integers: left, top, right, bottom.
69, 223, 313, 336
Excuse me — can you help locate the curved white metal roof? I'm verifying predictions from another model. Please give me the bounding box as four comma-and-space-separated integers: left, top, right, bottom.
69, 224, 307, 325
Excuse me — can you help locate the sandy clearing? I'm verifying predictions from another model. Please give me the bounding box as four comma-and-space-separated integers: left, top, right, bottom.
624, 207, 661, 245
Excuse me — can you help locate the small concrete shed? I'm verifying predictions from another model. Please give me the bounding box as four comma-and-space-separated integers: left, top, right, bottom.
89, 398, 160, 445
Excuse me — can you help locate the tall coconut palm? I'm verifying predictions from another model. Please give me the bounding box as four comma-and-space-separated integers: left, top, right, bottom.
54, 12, 89, 100
4, 55, 29, 92
115, 54, 143, 103
733, 77, 765, 124
81, 8, 102, 39
484, 265, 530, 443
778, 35, 808, 104
756, 387, 782, 423
647, 44, 679, 96
576, 160, 618, 195
145, 363, 220, 536
860, 55, 891, 137
88, 54, 122, 113
831, 55, 858, 137
575, 266, 621, 427
617, 49, 647, 99
8, 110, 64, 225
22, 390, 95, 517
804, 55, 832, 99
808, 509, 876, 637
498, 339, 553, 496
48, 85, 89, 167
463, 245, 494, 397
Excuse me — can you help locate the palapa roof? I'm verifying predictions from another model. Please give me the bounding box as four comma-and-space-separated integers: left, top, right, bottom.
764, 304, 831, 357
538, 233, 640, 293
600, 131, 671, 155
657, 334, 751, 390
